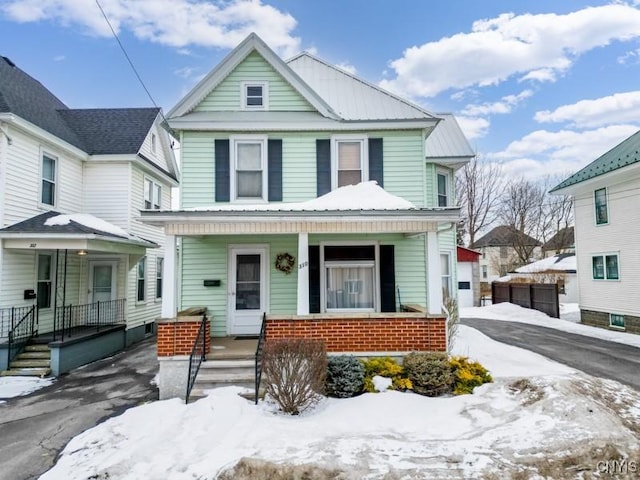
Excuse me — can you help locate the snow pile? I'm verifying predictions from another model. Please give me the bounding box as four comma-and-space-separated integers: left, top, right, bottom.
461, 302, 640, 348
372, 375, 392, 392
0, 376, 53, 401
187, 181, 418, 212
45, 213, 136, 239
515, 254, 576, 273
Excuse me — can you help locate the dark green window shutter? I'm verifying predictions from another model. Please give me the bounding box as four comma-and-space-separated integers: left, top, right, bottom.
368, 138, 383, 187
309, 245, 321, 313
316, 139, 331, 196
268, 139, 283, 201
379, 245, 396, 312
214, 139, 230, 202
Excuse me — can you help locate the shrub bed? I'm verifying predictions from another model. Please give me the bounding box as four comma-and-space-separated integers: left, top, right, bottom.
326, 355, 365, 398
362, 356, 412, 392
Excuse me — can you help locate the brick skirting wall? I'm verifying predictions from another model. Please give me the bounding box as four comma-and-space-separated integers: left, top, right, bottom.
157, 316, 211, 357
265, 314, 447, 352
581, 309, 640, 335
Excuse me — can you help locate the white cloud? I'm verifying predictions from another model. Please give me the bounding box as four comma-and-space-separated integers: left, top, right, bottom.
1, 0, 301, 57
535, 91, 640, 128
380, 4, 640, 98
462, 89, 533, 116
335, 62, 357, 75
174, 66, 197, 79
456, 115, 490, 140
52, 54, 65, 62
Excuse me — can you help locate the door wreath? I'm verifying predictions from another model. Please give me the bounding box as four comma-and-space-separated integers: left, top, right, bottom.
275, 253, 295, 274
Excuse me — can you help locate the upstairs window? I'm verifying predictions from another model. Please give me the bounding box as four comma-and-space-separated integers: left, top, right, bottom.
242, 81, 268, 110
151, 133, 157, 154
332, 136, 367, 189
144, 178, 162, 210
437, 172, 449, 207
41, 153, 56, 206
230, 136, 267, 201
594, 188, 608, 225
156, 257, 163, 299
592, 254, 619, 280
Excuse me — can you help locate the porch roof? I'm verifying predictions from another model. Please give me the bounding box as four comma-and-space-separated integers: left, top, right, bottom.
0, 211, 157, 251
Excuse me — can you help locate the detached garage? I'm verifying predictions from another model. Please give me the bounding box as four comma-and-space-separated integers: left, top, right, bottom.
457, 246, 481, 308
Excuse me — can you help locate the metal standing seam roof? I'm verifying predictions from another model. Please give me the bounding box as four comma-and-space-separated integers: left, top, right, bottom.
551, 129, 640, 192
286, 53, 437, 122
425, 113, 475, 159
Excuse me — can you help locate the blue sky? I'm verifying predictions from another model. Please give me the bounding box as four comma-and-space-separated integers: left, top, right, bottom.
2, 0, 640, 180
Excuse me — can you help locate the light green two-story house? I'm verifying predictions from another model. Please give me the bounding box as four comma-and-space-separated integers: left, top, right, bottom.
143, 33, 473, 342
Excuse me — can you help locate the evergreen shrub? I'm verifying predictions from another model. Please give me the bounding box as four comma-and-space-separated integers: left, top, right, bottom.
362, 356, 412, 392
325, 355, 365, 398
450, 356, 493, 395
403, 352, 454, 397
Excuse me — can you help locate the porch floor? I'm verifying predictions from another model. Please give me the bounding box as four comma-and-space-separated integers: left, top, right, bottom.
32, 325, 125, 345
207, 337, 257, 360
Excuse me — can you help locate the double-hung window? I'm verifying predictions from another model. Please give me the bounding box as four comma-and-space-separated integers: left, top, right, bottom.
592, 253, 619, 280
594, 188, 608, 225
137, 257, 146, 302
323, 245, 377, 312
332, 136, 367, 189
37, 254, 53, 309
441, 253, 452, 299
41, 153, 56, 206
156, 257, 163, 299
144, 178, 162, 210
241, 81, 268, 110
437, 172, 449, 207
231, 136, 267, 201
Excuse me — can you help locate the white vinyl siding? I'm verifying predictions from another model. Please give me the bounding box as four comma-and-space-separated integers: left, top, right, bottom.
83, 162, 131, 228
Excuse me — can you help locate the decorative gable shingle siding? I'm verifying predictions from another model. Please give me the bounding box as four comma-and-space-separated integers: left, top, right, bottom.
195, 51, 314, 112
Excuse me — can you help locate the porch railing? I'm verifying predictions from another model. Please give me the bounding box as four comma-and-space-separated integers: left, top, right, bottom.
4, 305, 37, 367
254, 312, 267, 405
54, 298, 126, 342
185, 314, 207, 404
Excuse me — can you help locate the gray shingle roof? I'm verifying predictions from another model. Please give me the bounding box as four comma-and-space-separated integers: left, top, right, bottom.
551, 130, 640, 192
542, 226, 574, 251
472, 225, 541, 248
0, 56, 160, 155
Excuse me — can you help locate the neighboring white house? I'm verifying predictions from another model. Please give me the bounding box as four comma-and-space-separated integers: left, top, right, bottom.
0, 55, 179, 374
509, 253, 578, 303
551, 130, 640, 334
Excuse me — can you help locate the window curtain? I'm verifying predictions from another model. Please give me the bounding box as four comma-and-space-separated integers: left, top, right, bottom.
326, 265, 374, 309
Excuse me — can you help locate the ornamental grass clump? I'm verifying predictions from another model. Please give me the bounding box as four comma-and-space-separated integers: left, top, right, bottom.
450, 356, 493, 395
362, 356, 412, 392
403, 352, 454, 397
325, 355, 365, 398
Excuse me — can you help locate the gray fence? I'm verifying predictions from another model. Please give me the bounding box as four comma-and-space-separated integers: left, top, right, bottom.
491, 282, 559, 318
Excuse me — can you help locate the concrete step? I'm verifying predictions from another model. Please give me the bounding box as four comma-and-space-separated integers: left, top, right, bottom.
206, 352, 254, 361
1, 367, 51, 377
24, 344, 50, 352
200, 359, 254, 369
195, 371, 254, 384
9, 359, 51, 369
17, 351, 51, 360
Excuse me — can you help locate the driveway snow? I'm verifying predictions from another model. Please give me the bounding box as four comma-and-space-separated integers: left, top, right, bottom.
0, 376, 53, 403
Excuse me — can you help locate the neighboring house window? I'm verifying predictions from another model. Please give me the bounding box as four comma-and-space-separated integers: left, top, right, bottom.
151, 133, 157, 154
144, 178, 162, 209
323, 245, 376, 311
594, 188, 608, 225
437, 172, 449, 207
41, 153, 56, 206
481, 265, 488, 279
137, 257, 146, 302
500, 246, 508, 259
241, 81, 268, 110
609, 313, 625, 329
332, 136, 367, 189
592, 254, 619, 280
37, 254, 53, 309
230, 136, 267, 201
441, 253, 452, 299
156, 257, 163, 299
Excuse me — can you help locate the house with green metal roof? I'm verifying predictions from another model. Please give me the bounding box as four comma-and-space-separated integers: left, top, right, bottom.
551, 129, 640, 335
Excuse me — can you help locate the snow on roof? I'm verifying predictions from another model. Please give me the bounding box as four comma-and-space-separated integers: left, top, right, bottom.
186, 181, 417, 212
44, 213, 135, 239
515, 254, 576, 273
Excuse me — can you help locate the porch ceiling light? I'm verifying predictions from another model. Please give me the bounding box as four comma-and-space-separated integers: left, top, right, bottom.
77, 249, 88, 256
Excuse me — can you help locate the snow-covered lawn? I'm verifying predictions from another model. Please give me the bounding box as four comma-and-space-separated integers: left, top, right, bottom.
40, 325, 640, 480
0, 376, 53, 403
462, 302, 640, 349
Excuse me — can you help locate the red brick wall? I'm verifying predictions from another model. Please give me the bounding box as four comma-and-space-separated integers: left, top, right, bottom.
265, 315, 447, 352
157, 317, 210, 357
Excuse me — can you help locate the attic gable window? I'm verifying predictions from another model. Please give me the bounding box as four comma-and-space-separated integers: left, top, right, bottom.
241, 81, 268, 110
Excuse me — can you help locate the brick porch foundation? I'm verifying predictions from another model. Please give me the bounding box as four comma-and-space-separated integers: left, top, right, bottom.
157, 316, 211, 357
265, 313, 447, 352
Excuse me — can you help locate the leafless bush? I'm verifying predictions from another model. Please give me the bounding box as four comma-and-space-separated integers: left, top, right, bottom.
262, 339, 327, 415
444, 296, 459, 352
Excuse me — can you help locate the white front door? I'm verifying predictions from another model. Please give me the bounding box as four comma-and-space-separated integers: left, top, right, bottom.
228, 246, 268, 335
89, 261, 117, 303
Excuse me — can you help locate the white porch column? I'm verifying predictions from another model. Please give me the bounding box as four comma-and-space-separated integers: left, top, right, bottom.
426, 231, 443, 315
296, 232, 310, 315
162, 234, 177, 318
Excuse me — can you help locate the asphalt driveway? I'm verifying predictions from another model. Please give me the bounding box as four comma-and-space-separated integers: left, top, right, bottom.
0, 338, 158, 480
462, 317, 640, 391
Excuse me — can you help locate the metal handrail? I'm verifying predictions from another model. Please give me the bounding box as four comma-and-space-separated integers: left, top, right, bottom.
185, 314, 207, 404
6, 306, 37, 366
54, 298, 126, 341
254, 312, 267, 405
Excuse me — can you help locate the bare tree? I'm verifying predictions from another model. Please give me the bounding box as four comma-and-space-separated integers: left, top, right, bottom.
542, 175, 574, 254
456, 157, 504, 247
